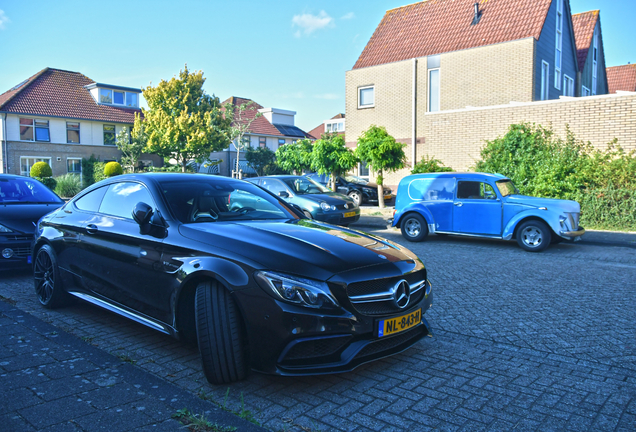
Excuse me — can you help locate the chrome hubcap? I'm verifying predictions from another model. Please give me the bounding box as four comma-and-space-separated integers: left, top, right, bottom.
405, 219, 421, 237
521, 226, 543, 247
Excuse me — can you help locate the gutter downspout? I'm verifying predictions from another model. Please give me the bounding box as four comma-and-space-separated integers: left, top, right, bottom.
2, 113, 7, 174
412, 58, 417, 169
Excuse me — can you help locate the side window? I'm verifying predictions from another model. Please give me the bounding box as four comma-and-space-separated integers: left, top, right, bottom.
261, 179, 288, 195
457, 181, 483, 199
98, 182, 155, 219
483, 183, 498, 200
74, 186, 108, 212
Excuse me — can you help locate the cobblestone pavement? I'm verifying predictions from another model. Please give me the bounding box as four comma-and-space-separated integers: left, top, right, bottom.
1, 229, 635, 431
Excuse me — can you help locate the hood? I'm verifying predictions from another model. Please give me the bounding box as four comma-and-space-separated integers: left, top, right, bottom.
504, 195, 580, 213
179, 219, 418, 280
0, 203, 64, 234
298, 193, 354, 206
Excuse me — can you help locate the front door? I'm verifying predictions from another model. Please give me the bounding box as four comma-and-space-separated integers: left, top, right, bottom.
452, 180, 502, 235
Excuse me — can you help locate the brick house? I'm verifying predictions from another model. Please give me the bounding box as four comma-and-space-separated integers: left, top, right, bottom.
345, 0, 610, 187
607, 64, 636, 93
572, 10, 609, 96
307, 113, 345, 140
0, 68, 162, 177
202, 96, 312, 177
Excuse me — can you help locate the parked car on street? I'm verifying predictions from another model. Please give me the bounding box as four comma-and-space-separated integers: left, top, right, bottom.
305, 173, 393, 206
246, 175, 359, 226
0, 174, 64, 268
392, 172, 585, 252
33, 173, 433, 384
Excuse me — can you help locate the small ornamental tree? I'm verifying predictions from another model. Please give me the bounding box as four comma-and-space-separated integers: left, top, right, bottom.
246, 146, 276, 177
311, 133, 358, 191
143, 65, 230, 172
104, 161, 123, 177
275, 139, 313, 174
355, 125, 407, 208
217, 99, 262, 178
116, 113, 148, 173
30, 161, 56, 190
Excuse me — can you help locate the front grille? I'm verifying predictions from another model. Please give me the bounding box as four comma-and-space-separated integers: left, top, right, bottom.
1, 234, 33, 242
346, 272, 427, 316
283, 335, 352, 361
355, 326, 423, 359
567, 212, 580, 229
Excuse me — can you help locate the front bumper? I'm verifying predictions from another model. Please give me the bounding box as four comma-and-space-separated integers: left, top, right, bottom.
0, 234, 33, 268
559, 226, 585, 240
315, 209, 361, 226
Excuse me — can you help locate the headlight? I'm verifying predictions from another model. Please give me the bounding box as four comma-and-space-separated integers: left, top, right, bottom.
320, 202, 335, 212
0, 224, 14, 233
254, 271, 339, 308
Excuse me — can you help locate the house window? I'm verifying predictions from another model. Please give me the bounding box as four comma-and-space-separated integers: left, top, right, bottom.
563, 75, 574, 96
126, 92, 138, 107
592, 30, 598, 95
99, 89, 113, 104
259, 137, 267, 148
582, 86, 591, 97
358, 86, 375, 108
104, 125, 116, 145
114, 91, 124, 105
278, 138, 285, 147
19, 118, 50, 142
67, 158, 82, 180
541, 61, 550, 100
20, 157, 51, 177
554, 0, 563, 90
428, 69, 440, 112
67, 122, 80, 143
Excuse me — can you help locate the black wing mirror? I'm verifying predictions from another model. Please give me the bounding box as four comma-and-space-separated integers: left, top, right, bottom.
279, 191, 289, 198
132, 202, 153, 225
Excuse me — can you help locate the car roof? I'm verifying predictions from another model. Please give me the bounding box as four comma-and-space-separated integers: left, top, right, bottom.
250, 175, 305, 180
403, 172, 509, 181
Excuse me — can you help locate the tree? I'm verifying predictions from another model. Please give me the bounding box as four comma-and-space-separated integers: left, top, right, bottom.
311, 133, 358, 191
143, 65, 230, 172
355, 125, 407, 208
275, 138, 313, 174
218, 99, 262, 178
412, 155, 453, 174
246, 146, 276, 177
116, 113, 147, 173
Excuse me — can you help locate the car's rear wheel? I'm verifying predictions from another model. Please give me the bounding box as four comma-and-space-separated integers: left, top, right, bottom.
516, 220, 551, 252
348, 191, 362, 207
34, 245, 72, 309
303, 210, 313, 219
195, 280, 248, 384
400, 213, 428, 242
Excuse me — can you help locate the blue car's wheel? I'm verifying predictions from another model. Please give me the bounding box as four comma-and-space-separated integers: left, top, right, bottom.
516, 220, 551, 252
400, 213, 428, 242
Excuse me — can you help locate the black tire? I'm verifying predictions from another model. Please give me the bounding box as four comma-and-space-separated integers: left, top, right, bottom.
516, 220, 551, 252
303, 210, 313, 219
195, 280, 248, 384
400, 213, 428, 242
348, 191, 362, 207
33, 244, 72, 309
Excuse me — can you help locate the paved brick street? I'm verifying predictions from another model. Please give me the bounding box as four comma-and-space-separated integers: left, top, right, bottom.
1, 229, 635, 431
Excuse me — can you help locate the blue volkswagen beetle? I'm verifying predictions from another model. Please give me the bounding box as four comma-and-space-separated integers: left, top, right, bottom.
392, 172, 585, 252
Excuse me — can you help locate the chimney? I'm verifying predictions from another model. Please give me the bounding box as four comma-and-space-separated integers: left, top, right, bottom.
472, 2, 481, 25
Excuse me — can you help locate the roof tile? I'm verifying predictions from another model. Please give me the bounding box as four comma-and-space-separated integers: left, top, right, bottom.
572, 11, 599, 71
607, 64, 636, 93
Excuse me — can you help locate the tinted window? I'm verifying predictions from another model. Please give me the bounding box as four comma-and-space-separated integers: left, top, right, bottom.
457, 181, 497, 200
0, 177, 62, 204
74, 186, 107, 212
99, 182, 155, 219
282, 177, 330, 195
260, 179, 288, 195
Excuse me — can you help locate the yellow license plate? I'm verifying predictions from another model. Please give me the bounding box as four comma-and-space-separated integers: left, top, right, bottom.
384, 195, 392, 200
378, 308, 421, 337
344, 211, 356, 218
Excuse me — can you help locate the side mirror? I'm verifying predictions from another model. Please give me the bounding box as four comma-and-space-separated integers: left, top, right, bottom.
132, 202, 153, 225
279, 191, 289, 198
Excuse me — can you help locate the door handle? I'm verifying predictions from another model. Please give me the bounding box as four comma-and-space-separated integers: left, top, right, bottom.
454, 202, 463, 207
86, 224, 98, 234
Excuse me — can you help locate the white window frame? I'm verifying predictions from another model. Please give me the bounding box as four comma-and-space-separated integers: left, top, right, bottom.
582, 86, 591, 97
67, 157, 82, 181
428, 68, 441, 112
592, 30, 598, 95
541, 61, 550, 100
98, 88, 139, 108
20, 156, 52, 177
66, 122, 80, 144
563, 75, 574, 96
103, 124, 116, 146
554, 0, 563, 90
358, 85, 375, 109
99, 88, 113, 104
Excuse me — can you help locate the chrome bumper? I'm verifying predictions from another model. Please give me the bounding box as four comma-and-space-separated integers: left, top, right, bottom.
560, 226, 585, 240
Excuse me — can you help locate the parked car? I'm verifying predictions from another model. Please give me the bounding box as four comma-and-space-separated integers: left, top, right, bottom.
247, 175, 360, 226
0, 174, 64, 269
33, 173, 433, 383
392, 172, 585, 252
305, 173, 393, 206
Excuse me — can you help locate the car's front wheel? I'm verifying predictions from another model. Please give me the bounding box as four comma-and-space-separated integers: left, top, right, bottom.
516, 220, 551, 252
34, 245, 72, 309
348, 191, 362, 207
400, 213, 428, 242
195, 280, 248, 384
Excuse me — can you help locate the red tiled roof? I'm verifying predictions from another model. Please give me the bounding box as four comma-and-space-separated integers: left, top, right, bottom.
572, 11, 599, 71
607, 64, 636, 93
353, 0, 553, 69
0, 68, 141, 123
308, 114, 345, 140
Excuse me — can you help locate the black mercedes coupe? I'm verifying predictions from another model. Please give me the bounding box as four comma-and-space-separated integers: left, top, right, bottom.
33, 173, 432, 384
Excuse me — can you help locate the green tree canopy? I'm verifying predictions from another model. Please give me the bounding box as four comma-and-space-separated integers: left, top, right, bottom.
355, 125, 406, 207
412, 155, 453, 174
275, 138, 313, 174
116, 113, 148, 173
143, 65, 230, 172
311, 133, 358, 191
246, 146, 276, 177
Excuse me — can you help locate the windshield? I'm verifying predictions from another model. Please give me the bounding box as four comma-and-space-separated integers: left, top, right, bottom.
282, 177, 331, 195
495, 179, 520, 197
158, 178, 300, 224
343, 175, 368, 185
0, 177, 62, 204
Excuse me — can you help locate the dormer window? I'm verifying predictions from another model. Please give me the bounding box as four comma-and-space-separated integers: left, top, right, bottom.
100, 89, 113, 104
87, 83, 140, 108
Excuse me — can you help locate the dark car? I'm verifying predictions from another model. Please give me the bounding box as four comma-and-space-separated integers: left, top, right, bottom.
0, 174, 63, 268
33, 173, 433, 384
247, 175, 360, 226
305, 173, 393, 206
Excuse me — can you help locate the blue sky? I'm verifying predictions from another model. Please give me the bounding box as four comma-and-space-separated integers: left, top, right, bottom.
0, 0, 634, 132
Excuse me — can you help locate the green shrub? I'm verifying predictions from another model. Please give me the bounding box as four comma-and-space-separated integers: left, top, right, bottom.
30, 161, 53, 178
578, 185, 636, 231
411, 155, 453, 174
36, 177, 57, 190
54, 174, 83, 198
104, 161, 123, 177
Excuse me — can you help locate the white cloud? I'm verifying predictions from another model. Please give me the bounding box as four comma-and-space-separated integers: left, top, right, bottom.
314, 93, 340, 100
341, 12, 355, 20
0, 10, 10, 30
292, 11, 333, 37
